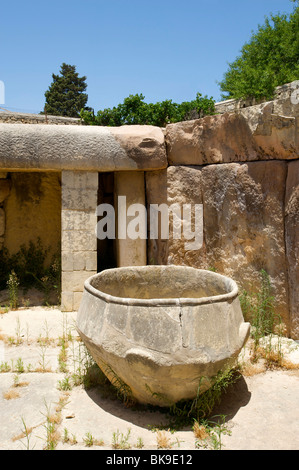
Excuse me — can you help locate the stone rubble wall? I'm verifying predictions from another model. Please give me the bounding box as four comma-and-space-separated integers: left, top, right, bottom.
0, 111, 82, 125
215, 80, 299, 116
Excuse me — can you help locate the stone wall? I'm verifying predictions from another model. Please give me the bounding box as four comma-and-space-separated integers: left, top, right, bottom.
0, 111, 81, 125
215, 80, 299, 115
145, 81, 299, 338
1, 172, 61, 261
146, 163, 293, 334
0, 81, 298, 338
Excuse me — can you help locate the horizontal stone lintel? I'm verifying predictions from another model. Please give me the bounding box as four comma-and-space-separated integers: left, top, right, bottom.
0, 123, 167, 171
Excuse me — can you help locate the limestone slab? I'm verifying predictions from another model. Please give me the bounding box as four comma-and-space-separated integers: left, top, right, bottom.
62, 271, 96, 293
62, 230, 97, 252
114, 171, 147, 267
166, 113, 259, 165
0, 124, 167, 171
145, 163, 292, 335
166, 102, 299, 166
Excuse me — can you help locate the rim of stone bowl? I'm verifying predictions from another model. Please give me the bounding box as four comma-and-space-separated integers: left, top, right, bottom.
82, 265, 239, 307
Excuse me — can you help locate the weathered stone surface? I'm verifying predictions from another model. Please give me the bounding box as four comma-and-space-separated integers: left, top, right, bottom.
61, 291, 74, 312
0, 179, 10, 203
61, 170, 98, 312
285, 160, 299, 338
114, 171, 147, 267
3, 172, 61, 258
201, 162, 289, 331
77, 266, 250, 406
110, 125, 166, 169
62, 251, 97, 272
167, 165, 204, 266
0, 111, 82, 125
215, 80, 299, 118
166, 113, 258, 165
146, 166, 205, 267
0, 123, 167, 171
241, 101, 298, 160
273, 80, 299, 117
62, 229, 97, 252
145, 169, 168, 265
61, 210, 97, 232
62, 271, 96, 293
166, 99, 298, 166
145, 163, 291, 334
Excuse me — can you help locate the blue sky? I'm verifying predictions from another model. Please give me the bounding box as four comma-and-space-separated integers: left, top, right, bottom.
0, 0, 296, 113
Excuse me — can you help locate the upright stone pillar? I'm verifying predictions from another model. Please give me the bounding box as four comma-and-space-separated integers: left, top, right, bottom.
61, 171, 98, 311
114, 171, 147, 267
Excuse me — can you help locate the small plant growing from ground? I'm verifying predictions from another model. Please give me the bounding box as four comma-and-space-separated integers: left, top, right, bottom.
83, 432, 95, 447
19, 417, 34, 450
194, 415, 231, 450
239, 269, 286, 368
0, 240, 61, 306
135, 437, 144, 449
103, 362, 135, 407
12, 417, 35, 450
83, 432, 104, 447
41, 401, 61, 450
62, 428, 77, 445
7, 270, 19, 310
167, 366, 241, 426
156, 430, 172, 449
112, 429, 131, 450
155, 430, 182, 449
239, 269, 276, 340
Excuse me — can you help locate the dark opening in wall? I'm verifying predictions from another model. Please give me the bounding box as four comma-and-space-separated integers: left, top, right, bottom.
97, 172, 117, 272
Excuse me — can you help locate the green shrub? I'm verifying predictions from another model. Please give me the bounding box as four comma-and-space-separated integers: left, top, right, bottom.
81, 92, 215, 127
219, 4, 299, 100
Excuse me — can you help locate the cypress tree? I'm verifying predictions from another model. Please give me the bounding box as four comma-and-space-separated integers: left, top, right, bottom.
44, 63, 88, 117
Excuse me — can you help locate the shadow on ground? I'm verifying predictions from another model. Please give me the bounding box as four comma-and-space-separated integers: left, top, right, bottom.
84, 373, 252, 430
211, 375, 252, 421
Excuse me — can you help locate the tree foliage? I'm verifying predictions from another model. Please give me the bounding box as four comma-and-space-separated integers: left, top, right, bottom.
44, 63, 89, 117
80, 92, 215, 127
219, 3, 299, 100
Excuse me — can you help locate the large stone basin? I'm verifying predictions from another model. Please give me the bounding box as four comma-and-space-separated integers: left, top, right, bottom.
77, 265, 250, 406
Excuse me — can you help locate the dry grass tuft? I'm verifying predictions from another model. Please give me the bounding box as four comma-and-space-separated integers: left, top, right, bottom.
3, 389, 20, 400
193, 421, 209, 440
156, 430, 172, 449
12, 427, 33, 442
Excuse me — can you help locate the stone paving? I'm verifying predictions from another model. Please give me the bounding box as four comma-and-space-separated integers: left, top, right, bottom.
0, 306, 299, 451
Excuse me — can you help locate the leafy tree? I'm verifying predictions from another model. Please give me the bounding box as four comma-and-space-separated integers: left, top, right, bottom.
81, 92, 215, 127
219, 3, 299, 100
44, 63, 89, 117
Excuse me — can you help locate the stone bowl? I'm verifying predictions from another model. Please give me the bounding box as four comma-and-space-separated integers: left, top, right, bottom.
77, 265, 250, 406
